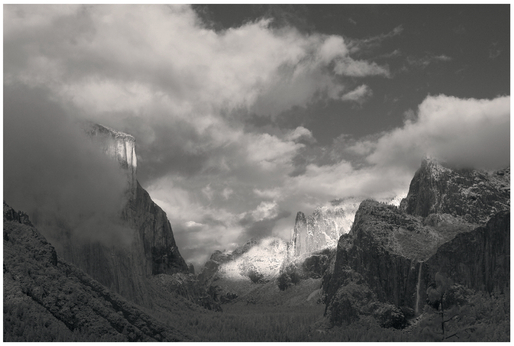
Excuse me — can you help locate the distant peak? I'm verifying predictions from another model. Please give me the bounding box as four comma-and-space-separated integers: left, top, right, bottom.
295, 211, 306, 223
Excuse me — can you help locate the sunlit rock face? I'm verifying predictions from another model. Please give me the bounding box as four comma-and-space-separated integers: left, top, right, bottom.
292, 200, 359, 257
291, 196, 403, 258
86, 123, 137, 199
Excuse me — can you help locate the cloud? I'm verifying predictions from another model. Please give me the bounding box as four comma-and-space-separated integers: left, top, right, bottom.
3, 84, 130, 247
406, 53, 452, 69
341, 84, 373, 104
6, 5, 507, 269
222, 187, 234, 200
367, 94, 510, 170
4, 4, 389, 183
334, 59, 390, 77
286, 126, 315, 143
348, 25, 403, 54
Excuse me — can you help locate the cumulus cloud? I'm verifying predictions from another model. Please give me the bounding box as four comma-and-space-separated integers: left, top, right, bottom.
367, 95, 510, 170
286, 126, 315, 143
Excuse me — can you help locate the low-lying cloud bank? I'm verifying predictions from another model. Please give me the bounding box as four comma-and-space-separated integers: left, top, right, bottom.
4, 84, 130, 247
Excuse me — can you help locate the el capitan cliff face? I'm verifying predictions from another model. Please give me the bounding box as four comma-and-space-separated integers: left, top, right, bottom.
86, 123, 137, 198
54, 124, 188, 306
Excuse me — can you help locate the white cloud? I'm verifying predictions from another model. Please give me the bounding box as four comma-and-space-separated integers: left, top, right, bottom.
245, 133, 304, 171
367, 95, 510, 170
318, 35, 348, 63
286, 126, 315, 142
185, 221, 204, 228
341, 84, 373, 104
249, 201, 279, 221
6, 5, 507, 269
334, 59, 390, 77
253, 188, 282, 200
4, 4, 388, 124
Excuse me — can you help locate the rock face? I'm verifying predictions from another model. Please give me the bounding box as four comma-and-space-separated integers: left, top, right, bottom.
3, 202, 192, 342
53, 124, 188, 306
423, 210, 510, 296
292, 198, 361, 258
400, 157, 510, 224
86, 123, 138, 199
323, 158, 510, 327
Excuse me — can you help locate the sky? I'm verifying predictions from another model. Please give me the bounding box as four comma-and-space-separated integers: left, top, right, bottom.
3, 4, 510, 267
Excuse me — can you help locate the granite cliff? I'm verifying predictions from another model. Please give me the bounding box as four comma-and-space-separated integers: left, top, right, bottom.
400, 157, 509, 223
86, 123, 138, 199
292, 196, 404, 259
292, 199, 361, 258
323, 158, 510, 327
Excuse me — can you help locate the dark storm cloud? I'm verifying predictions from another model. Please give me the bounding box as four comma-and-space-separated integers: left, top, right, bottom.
4, 84, 130, 247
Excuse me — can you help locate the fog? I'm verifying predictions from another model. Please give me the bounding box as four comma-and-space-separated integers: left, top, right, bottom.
4, 84, 131, 247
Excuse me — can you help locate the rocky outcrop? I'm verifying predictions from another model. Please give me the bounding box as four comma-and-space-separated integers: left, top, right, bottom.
4, 201, 33, 226
323, 200, 431, 325
3, 203, 192, 342
423, 210, 509, 296
292, 212, 308, 257
324, 159, 510, 328
292, 198, 361, 257
400, 157, 510, 224
59, 181, 188, 306
301, 248, 337, 279
86, 123, 137, 198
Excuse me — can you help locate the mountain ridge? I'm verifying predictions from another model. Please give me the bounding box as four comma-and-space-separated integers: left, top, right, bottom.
322, 158, 510, 327
3, 201, 195, 342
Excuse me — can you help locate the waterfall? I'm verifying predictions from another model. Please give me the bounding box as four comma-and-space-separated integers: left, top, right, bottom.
415, 262, 422, 315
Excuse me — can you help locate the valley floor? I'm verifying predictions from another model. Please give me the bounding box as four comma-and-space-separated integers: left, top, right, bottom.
140, 289, 509, 342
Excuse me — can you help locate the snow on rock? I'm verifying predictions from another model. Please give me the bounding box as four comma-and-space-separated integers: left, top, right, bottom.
217, 237, 289, 282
